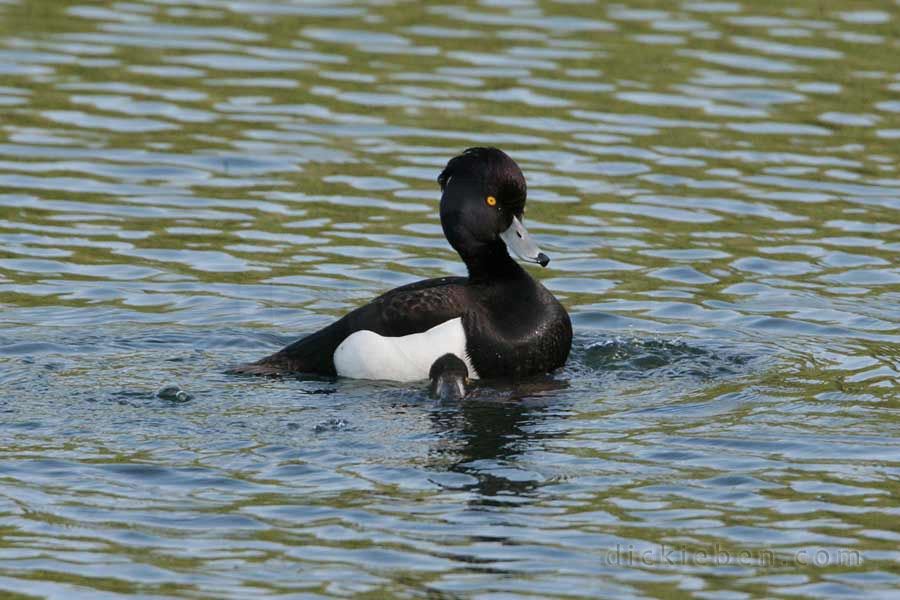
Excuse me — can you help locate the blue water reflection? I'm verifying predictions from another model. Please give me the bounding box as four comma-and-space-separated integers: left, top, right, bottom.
1, 0, 899, 599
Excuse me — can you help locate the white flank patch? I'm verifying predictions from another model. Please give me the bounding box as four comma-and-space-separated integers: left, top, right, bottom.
333, 317, 478, 382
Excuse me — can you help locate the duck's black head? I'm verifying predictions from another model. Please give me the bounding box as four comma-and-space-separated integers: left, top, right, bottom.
438, 147, 549, 278
429, 353, 468, 401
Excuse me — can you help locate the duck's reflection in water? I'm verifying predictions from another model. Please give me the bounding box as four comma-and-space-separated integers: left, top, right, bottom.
426, 377, 570, 500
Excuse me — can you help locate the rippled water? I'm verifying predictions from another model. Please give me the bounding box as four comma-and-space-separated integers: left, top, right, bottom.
1, 1, 899, 598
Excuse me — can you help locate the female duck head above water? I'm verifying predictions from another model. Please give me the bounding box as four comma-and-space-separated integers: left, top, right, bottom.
232, 147, 572, 381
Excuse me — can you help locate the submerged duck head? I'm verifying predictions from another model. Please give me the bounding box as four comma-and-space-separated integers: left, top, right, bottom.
429, 353, 469, 401
438, 147, 549, 275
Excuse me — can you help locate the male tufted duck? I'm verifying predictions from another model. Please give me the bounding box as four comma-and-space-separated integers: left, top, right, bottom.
232, 147, 572, 380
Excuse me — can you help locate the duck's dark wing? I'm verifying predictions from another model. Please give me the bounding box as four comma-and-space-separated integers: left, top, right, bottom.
230, 276, 468, 376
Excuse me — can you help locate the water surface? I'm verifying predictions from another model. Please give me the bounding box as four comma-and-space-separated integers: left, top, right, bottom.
1, 1, 899, 598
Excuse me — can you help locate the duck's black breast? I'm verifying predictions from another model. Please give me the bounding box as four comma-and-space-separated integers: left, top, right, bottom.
461, 274, 572, 378
234, 271, 571, 379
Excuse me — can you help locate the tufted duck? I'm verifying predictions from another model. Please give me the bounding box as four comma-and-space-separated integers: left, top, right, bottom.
231, 147, 572, 380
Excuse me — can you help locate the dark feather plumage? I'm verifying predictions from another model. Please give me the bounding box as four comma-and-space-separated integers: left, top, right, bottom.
438, 147, 526, 217
231, 277, 468, 376
231, 147, 571, 379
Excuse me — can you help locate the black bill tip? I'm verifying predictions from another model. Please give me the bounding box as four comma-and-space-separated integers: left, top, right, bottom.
537, 252, 550, 267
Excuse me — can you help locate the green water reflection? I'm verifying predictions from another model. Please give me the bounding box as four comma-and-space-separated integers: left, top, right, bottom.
0, 1, 898, 599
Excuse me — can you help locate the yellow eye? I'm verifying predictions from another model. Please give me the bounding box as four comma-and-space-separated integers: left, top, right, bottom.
486, 196, 497, 206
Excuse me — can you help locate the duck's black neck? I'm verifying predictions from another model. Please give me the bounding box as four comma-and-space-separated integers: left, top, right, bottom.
462, 239, 526, 283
